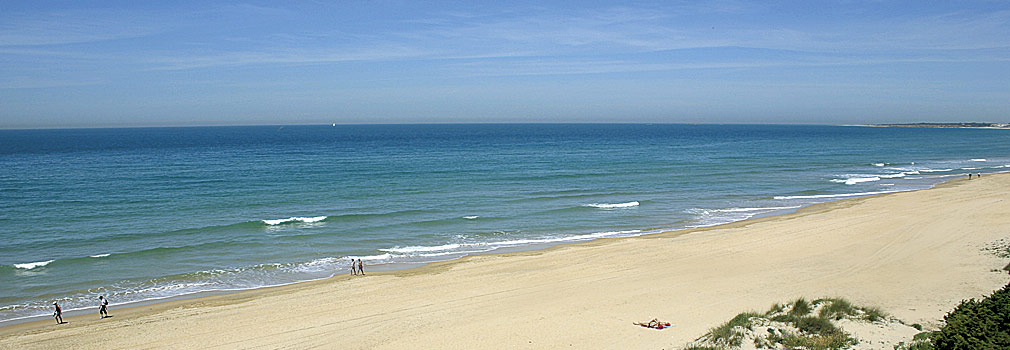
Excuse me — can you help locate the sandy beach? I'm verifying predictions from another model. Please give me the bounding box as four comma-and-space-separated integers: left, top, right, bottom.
2, 173, 1008, 349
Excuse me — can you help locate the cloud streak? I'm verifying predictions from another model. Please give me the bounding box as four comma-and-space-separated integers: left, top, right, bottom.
0, 9, 163, 46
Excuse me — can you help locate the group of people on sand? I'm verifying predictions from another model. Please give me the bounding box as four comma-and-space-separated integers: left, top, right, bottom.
968, 172, 982, 179
350, 258, 365, 275
52, 295, 110, 325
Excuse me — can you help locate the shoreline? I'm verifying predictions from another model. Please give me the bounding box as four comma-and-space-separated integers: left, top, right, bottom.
2, 173, 1008, 348
0, 181, 929, 328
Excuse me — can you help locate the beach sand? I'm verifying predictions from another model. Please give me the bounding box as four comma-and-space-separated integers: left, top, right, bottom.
3, 174, 1008, 349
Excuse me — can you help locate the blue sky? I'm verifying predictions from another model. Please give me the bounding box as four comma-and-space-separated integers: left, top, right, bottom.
1, 1, 1008, 128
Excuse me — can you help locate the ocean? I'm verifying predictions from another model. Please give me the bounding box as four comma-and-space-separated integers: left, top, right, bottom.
2, 124, 1009, 323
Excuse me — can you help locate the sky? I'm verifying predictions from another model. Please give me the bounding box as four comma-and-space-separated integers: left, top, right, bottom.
1, 0, 1008, 128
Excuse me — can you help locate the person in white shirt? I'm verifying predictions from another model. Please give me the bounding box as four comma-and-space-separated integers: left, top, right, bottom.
99, 296, 109, 319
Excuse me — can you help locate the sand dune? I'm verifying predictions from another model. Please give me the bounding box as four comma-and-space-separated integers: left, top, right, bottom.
2, 174, 1008, 349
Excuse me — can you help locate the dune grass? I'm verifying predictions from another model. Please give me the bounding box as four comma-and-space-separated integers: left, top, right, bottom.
689, 297, 884, 349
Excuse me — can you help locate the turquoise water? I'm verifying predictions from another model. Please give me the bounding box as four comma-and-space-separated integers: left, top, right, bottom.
2, 124, 1009, 322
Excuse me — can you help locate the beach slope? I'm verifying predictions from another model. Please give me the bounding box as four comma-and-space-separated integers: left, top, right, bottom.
3, 174, 1009, 349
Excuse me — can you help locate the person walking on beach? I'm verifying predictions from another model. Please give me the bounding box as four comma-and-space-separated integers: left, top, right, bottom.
99, 296, 109, 318
350, 258, 357, 275
53, 302, 63, 324
969, 173, 973, 179
358, 259, 364, 275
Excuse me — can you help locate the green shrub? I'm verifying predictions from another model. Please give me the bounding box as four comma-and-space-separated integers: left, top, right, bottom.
770, 314, 796, 323
683, 346, 723, 350
818, 298, 856, 320
795, 316, 840, 336
861, 306, 887, 322
779, 331, 852, 350
791, 298, 811, 316
931, 282, 1010, 349
895, 332, 936, 350
767, 303, 785, 315
708, 312, 762, 347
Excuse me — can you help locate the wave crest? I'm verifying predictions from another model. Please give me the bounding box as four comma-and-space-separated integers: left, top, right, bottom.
381, 244, 462, 254
831, 177, 880, 185
584, 201, 639, 209
14, 260, 54, 269
262, 216, 327, 225
774, 190, 898, 200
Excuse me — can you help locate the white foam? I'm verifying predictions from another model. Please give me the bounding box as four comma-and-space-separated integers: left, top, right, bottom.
89, 254, 111, 258
412, 249, 496, 258
873, 163, 885, 167
920, 168, 953, 173
377, 230, 645, 257
971, 159, 987, 162
302, 257, 340, 266
831, 177, 881, 185
347, 253, 392, 261
262, 216, 327, 225
13, 260, 54, 269
584, 201, 639, 209
774, 190, 898, 200
462, 216, 479, 220
381, 244, 462, 254
487, 230, 643, 247
713, 206, 801, 213
879, 173, 906, 179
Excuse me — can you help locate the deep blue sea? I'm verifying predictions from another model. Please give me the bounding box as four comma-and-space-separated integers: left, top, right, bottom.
2, 124, 1009, 323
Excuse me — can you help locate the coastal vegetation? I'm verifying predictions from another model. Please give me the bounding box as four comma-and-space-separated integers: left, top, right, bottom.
924, 281, 1010, 349
685, 297, 883, 349
689, 282, 1010, 349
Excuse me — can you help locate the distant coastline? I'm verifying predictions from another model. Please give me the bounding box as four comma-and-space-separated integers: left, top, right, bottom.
850, 122, 1010, 129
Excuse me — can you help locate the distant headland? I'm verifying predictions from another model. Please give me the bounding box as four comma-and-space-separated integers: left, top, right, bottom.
852, 122, 1010, 129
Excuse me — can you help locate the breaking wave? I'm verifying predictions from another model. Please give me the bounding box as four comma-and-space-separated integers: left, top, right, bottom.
262, 216, 327, 225
584, 201, 639, 209
831, 177, 881, 185
774, 190, 899, 200
13, 260, 54, 269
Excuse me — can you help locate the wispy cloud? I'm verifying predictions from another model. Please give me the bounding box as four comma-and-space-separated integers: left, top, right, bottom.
145, 46, 436, 70
726, 10, 1010, 52
3, 2, 1009, 83
0, 78, 102, 89
0, 9, 162, 46
442, 50, 1010, 78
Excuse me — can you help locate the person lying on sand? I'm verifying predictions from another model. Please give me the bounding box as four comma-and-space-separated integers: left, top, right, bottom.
634, 318, 671, 329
